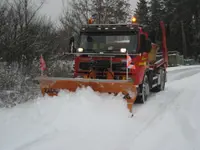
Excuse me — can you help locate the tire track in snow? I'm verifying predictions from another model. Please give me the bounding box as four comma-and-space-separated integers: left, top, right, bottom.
15, 133, 52, 150
130, 88, 184, 143
130, 68, 200, 143
170, 89, 200, 148
130, 72, 200, 150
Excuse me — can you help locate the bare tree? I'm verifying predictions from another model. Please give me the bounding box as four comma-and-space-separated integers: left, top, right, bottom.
0, 0, 58, 64
60, 0, 131, 31
91, 0, 131, 24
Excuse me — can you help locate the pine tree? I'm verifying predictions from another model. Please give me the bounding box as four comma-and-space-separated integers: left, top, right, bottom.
134, 0, 149, 25
149, 0, 164, 29
162, 0, 199, 56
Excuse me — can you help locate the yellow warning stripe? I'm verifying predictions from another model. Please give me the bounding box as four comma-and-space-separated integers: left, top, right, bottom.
138, 62, 147, 66
142, 57, 147, 61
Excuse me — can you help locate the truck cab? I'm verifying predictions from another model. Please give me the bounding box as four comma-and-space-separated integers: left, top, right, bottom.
70, 24, 152, 74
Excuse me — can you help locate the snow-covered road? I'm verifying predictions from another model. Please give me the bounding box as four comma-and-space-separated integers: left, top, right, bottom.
0, 65, 200, 150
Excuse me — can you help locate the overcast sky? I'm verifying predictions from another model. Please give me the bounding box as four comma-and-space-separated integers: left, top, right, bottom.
38, 0, 138, 23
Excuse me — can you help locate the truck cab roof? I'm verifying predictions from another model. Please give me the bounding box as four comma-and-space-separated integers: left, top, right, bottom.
80, 23, 141, 33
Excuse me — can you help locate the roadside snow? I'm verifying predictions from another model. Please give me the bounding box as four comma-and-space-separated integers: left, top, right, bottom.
167, 65, 200, 72
130, 69, 200, 150
0, 66, 200, 150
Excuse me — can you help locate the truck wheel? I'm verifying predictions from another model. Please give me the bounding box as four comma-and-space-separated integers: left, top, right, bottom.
160, 69, 166, 90
137, 74, 150, 103
152, 69, 166, 92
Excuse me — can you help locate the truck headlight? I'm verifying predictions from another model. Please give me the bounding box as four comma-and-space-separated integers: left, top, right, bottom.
120, 48, 127, 53
77, 48, 84, 52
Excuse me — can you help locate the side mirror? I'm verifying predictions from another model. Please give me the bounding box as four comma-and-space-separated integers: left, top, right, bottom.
69, 36, 75, 53
146, 39, 152, 53
139, 34, 146, 53
139, 34, 152, 53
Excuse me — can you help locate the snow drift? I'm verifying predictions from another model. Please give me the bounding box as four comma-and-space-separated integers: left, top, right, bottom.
0, 87, 133, 150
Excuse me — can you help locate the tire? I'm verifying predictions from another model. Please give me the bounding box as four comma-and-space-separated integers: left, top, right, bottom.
137, 74, 150, 103
152, 69, 166, 92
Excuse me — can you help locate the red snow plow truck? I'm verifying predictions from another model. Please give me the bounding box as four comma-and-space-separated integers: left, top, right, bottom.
35, 17, 168, 114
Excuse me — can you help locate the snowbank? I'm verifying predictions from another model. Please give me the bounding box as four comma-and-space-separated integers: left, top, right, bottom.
167, 65, 200, 72
0, 60, 74, 108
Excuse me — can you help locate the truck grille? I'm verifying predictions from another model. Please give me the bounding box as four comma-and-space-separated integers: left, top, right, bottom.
79, 61, 127, 72
79, 62, 91, 70
112, 63, 127, 72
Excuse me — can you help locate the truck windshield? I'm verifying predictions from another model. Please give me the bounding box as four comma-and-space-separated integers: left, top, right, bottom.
79, 33, 137, 53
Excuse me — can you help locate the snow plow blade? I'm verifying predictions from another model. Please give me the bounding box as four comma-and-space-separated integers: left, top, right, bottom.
35, 76, 137, 113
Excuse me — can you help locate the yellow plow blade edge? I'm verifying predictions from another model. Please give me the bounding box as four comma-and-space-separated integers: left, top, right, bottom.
35, 77, 138, 113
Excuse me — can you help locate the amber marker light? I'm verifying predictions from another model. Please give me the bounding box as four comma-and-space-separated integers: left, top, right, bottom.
132, 16, 137, 23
